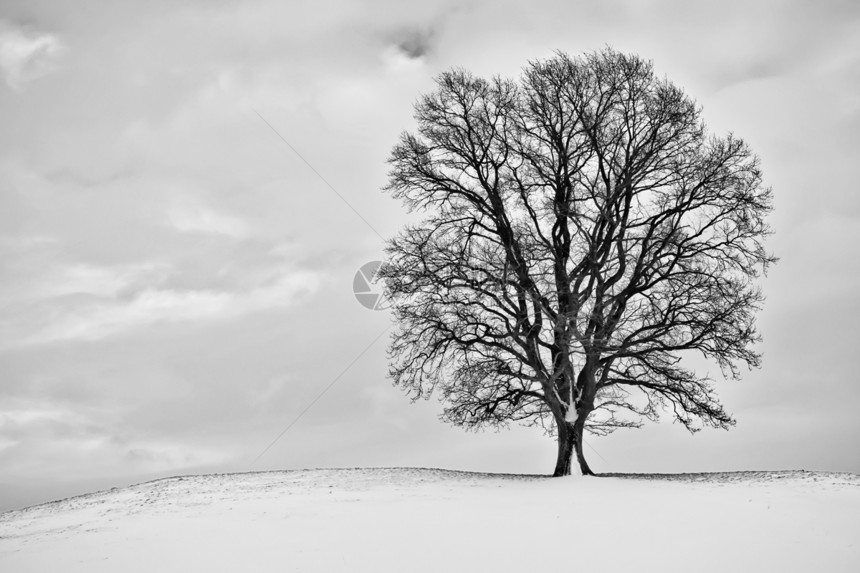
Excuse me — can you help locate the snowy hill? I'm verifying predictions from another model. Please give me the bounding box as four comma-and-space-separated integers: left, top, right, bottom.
1, 468, 858, 572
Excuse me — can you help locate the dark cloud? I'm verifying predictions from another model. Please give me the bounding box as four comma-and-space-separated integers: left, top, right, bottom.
394, 27, 434, 59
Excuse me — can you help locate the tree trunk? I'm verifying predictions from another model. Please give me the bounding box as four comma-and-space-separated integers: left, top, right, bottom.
552, 420, 574, 476
552, 416, 595, 477
572, 414, 594, 476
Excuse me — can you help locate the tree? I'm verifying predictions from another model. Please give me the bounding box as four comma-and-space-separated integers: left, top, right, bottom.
380, 49, 775, 476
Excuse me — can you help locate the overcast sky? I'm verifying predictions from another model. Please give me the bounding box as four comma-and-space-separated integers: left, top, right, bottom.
1, 0, 858, 512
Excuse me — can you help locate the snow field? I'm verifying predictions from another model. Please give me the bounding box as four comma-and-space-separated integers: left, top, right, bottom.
1, 468, 857, 572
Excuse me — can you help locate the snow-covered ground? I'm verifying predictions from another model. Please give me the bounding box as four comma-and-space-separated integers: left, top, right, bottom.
1, 468, 857, 572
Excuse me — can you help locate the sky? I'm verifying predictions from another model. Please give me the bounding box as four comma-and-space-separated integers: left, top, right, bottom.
0, 0, 858, 512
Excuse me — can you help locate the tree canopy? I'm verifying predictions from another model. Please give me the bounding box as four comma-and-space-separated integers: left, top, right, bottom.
380, 48, 775, 476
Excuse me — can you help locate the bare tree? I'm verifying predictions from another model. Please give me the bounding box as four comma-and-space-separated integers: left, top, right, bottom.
380, 49, 775, 476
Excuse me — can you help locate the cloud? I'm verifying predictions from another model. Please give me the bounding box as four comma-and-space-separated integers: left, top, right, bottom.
380, 26, 437, 74
0, 405, 94, 437
167, 198, 250, 238
0, 402, 230, 478
381, 44, 427, 74
0, 19, 64, 89
394, 28, 434, 59
37, 263, 169, 299
21, 267, 320, 345
0, 262, 170, 324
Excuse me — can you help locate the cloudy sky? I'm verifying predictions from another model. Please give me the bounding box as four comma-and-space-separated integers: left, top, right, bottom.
1, 0, 858, 511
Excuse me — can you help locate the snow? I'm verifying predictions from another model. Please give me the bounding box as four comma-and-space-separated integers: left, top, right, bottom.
563, 383, 578, 423
1, 468, 858, 572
